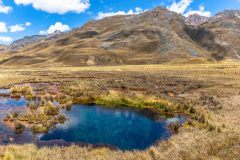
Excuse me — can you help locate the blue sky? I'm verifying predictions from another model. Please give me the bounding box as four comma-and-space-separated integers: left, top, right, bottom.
0, 0, 240, 44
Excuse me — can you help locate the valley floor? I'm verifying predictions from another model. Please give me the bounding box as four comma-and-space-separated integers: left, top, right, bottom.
0, 62, 240, 160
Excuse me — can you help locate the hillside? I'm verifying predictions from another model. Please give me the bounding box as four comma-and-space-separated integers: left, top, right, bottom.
0, 7, 240, 66
186, 10, 240, 60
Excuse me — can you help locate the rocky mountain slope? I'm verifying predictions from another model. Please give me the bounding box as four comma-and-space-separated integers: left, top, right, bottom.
186, 10, 240, 60
9, 31, 65, 50
10, 35, 46, 50
185, 14, 208, 26
0, 7, 239, 66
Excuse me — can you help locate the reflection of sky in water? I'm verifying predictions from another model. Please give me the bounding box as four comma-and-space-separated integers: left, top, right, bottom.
41, 105, 185, 150
0, 97, 27, 108
0, 96, 27, 118
0, 89, 10, 94
165, 116, 185, 125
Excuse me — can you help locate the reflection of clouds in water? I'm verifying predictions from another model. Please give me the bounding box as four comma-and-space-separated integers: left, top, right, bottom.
55, 115, 83, 130
0, 97, 10, 104
114, 110, 121, 117
40, 105, 177, 150
0, 97, 27, 107
0, 89, 10, 94
165, 116, 185, 125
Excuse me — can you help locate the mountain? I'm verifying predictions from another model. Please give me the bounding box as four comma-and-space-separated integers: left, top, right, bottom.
185, 10, 240, 60
185, 14, 208, 26
0, 7, 239, 66
10, 31, 66, 50
10, 35, 47, 50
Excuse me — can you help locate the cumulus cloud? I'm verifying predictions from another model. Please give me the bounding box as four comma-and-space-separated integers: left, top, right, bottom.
0, 36, 12, 43
0, 22, 7, 32
25, 22, 31, 26
96, 7, 145, 20
184, 5, 211, 17
0, 0, 12, 14
40, 22, 70, 35
10, 24, 25, 32
168, 0, 211, 17
168, 0, 192, 14
14, 0, 90, 14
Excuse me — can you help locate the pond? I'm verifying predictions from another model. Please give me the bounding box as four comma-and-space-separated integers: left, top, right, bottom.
0, 88, 185, 150
40, 104, 185, 150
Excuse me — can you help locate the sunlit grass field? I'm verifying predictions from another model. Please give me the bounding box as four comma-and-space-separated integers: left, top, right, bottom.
0, 61, 239, 160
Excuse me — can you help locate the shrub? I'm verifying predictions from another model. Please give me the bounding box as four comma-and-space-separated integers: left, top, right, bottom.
14, 122, 25, 134
4, 112, 19, 121
25, 93, 36, 101
25, 113, 48, 123
186, 120, 193, 126
168, 122, 181, 132
65, 100, 73, 110
189, 106, 196, 114
31, 124, 48, 134
198, 114, 206, 123
207, 123, 216, 132
44, 102, 59, 115
57, 114, 67, 124
27, 102, 38, 110
10, 85, 33, 95
10, 93, 21, 99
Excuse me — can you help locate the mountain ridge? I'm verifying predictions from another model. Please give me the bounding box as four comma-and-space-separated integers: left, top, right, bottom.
0, 7, 239, 66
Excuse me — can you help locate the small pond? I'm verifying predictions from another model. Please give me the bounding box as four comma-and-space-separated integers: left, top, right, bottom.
40, 105, 184, 150
0, 88, 185, 150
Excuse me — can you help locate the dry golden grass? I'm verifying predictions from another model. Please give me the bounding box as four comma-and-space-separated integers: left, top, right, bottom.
0, 61, 239, 160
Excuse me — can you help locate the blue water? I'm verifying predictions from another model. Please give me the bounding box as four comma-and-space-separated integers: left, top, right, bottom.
40, 105, 184, 150
0, 97, 27, 107
0, 89, 10, 95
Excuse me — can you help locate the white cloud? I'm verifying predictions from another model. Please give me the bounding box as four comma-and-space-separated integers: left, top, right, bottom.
0, 36, 12, 43
25, 22, 31, 26
40, 22, 70, 35
0, 22, 7, 32
10, 24, 25, 32
14, 0, 90, 14
168, 0, 192, 14
96, 7, 145, 20
0, 0, 12, 14
168, 0, 211, 17
184, 5, 211, 17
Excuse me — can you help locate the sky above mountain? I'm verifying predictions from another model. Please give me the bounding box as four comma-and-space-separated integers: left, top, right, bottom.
0, 0, 240, 44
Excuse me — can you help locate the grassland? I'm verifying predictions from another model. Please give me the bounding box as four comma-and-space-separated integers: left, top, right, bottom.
0, 61, 240, 160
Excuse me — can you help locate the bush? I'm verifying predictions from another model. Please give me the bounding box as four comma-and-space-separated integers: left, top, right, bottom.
198, 114, 206, 123
57, 114, 67, 124
207, 123, 216, 132
168, 122, 181, 132
10, 93, 21, 99
65, 100, 73, 111
44, 102, 59, 115
31, 124, 48, 134
14, 122, 25, 134
189, 106, 196, 114
27, 102, 38, 110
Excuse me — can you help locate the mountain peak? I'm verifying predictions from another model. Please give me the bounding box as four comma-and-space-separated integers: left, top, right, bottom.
185, 14, 209, 26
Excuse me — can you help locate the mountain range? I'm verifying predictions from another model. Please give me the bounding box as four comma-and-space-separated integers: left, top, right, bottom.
0, 7, 240, 66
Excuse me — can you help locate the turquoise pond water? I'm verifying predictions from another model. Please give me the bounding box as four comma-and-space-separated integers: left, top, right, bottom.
40, 105, 184, 150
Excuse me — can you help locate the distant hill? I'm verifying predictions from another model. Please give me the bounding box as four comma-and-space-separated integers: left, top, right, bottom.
0, 7, 240, 66
10, 31, 65, 50
0, 45, 7, 52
